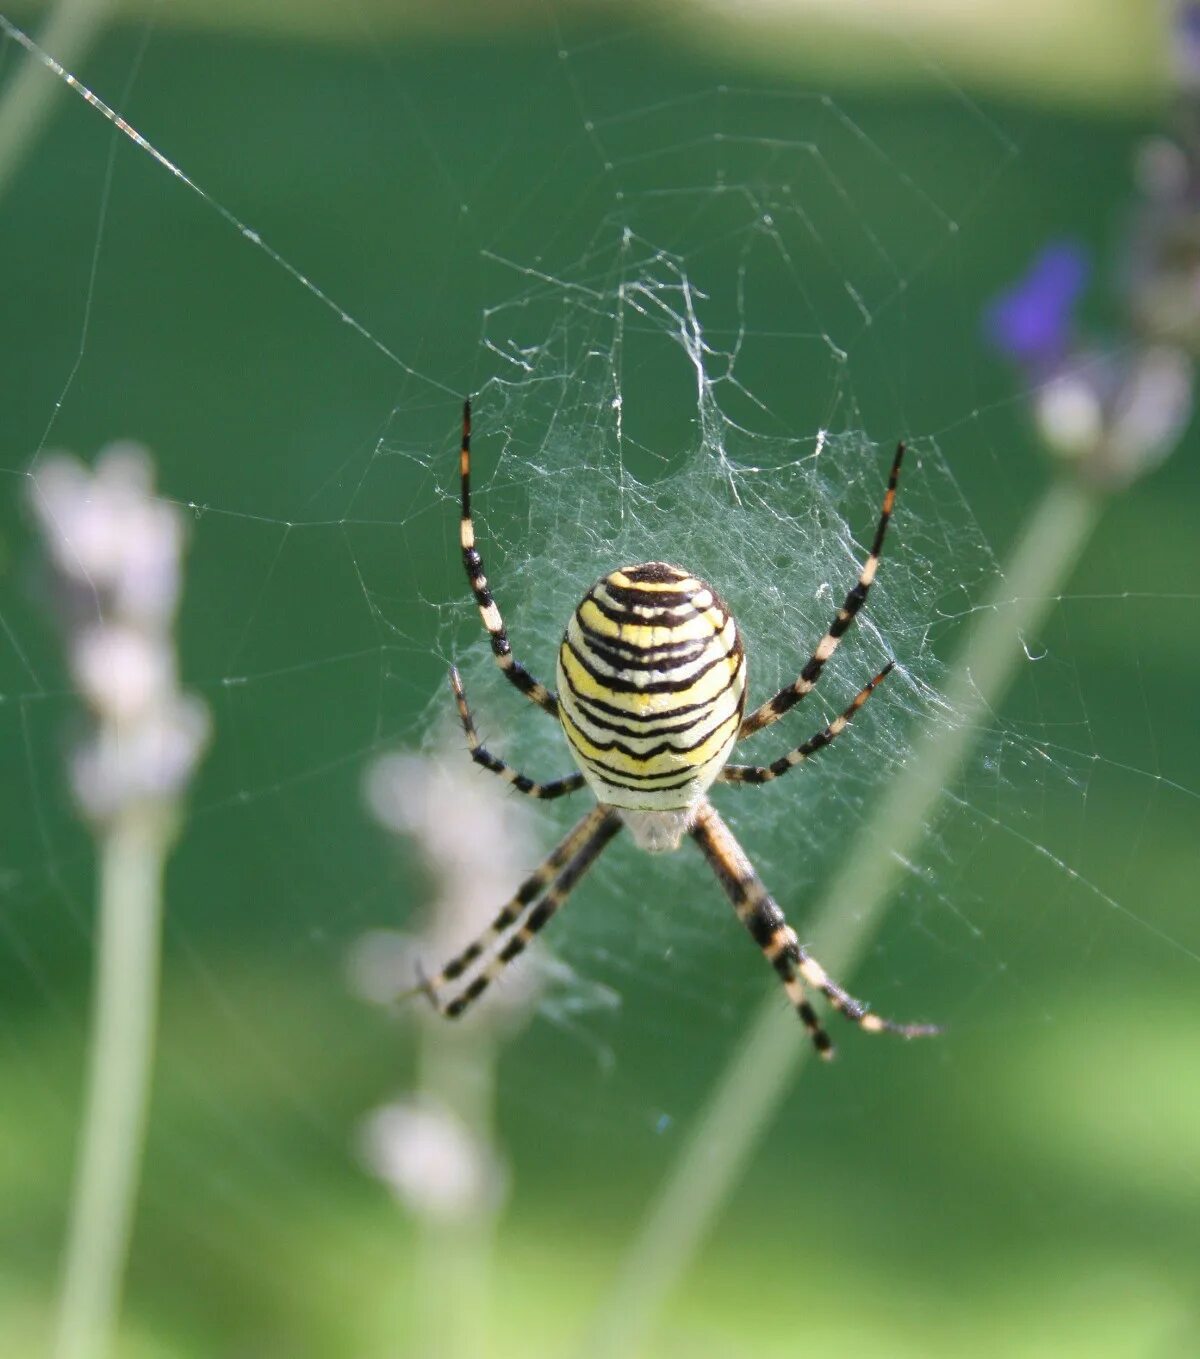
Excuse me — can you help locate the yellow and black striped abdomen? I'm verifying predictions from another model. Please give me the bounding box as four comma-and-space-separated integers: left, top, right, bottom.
556, 562, 747, 811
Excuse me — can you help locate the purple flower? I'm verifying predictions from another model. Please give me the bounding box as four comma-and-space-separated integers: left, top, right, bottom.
983, 241, 1090, 372
1176, 1, 1200, 89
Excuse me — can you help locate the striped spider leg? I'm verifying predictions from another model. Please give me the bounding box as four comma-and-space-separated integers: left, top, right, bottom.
449, 665, 584, 800
414, 805, 620, 1018
707, 438, 936, 1050
459, 398, 558, 717
690, 800, 938, 1057
721, 661, 894, 785
409, 410, 937, 1055
737, 440, 906, 742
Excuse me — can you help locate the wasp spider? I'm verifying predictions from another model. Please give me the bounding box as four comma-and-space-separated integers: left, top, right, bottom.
415, 400, 938, 1058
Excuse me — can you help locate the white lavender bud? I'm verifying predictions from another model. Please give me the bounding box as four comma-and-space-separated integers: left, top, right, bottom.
357, 1097, 508, 1221
70, 695, 211, 824
71, 624, 175, 723
1033, 344, 1193, 489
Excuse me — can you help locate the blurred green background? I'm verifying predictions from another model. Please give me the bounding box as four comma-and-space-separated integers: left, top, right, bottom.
1, 2, 1198, 1356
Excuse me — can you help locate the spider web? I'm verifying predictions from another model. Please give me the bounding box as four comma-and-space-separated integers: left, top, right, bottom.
1, 8, 1197, 1356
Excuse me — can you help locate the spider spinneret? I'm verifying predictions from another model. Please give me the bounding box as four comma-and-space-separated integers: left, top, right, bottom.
412, 399, 939, 1058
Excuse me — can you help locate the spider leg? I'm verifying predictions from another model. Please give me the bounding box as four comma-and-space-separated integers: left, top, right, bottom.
739, 440, 906, 740
459, 398, 558, 717
721, 663, 893, 786
690, 799, 938, 1058
410, 805, 622, 1019
449, 667, 585, 799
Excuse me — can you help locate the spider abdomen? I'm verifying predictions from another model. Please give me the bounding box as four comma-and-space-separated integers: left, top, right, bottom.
556, 562, 747, 816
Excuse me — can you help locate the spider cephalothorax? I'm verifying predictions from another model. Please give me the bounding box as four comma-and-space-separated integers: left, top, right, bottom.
415, 400, 938, 1057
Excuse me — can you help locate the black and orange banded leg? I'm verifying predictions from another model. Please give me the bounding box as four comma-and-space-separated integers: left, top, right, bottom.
721, 663, 894, 786
410, 805, 608, 1006
411, 806, 621, 1019
449, 667, 585, 799
460, 398, 558, 718
739, 440, 906, 740
690, 800, 938, 1057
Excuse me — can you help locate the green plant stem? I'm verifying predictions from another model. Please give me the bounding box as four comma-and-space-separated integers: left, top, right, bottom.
579, 474, 1105, 1359
53, 805, 175, 1359
0, 0, 111, 201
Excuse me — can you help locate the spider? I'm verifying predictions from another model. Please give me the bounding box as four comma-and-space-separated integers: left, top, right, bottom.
413, 400, 938, 1058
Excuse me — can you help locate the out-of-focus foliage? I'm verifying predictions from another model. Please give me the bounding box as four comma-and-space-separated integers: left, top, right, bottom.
4, 0, 1178, 107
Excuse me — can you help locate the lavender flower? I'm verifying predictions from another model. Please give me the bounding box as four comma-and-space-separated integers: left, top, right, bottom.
983, 240, 1090, 375
1173, 0, 1200, 91
30, 442, 210, 1359
986, 111, 1196, 490
1127, 132, 1200, 351
27, 443, 210, 822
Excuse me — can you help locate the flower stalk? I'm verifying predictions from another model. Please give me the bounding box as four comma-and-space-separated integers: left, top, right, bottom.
52, 804, 176, 1359
28, 445, 209, 1359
